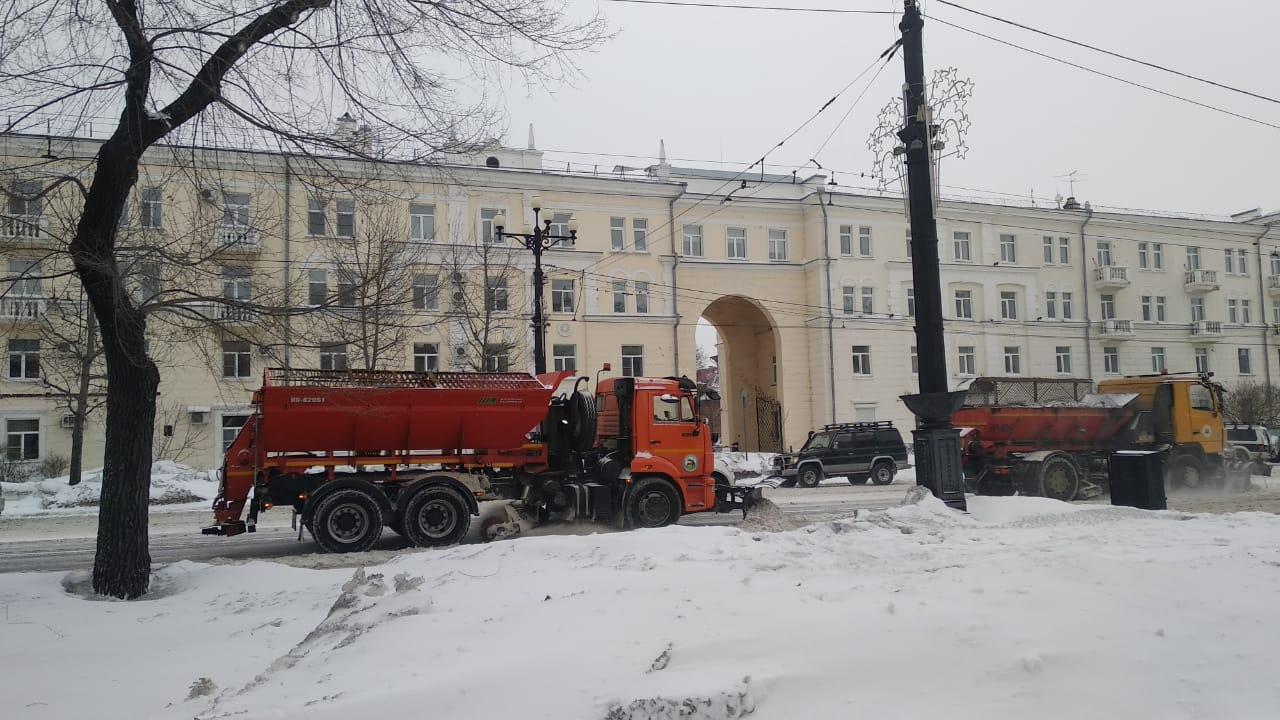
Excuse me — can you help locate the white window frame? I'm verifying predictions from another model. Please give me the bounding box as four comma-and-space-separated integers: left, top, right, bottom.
5, 416, 41, 461
552, 344, 577, 372
1194, 347, 1209, 374
1045, 291, 1057, 319
320, 342, 349, 371
1003, 346, 1022, 375
413, 343, 439, 372
682, 225, 703, 257
612, 280, 627, 314
1055, 346, 1072, 375
1096, 240, 1113, 267
839, 225, 854, 256
1104, 347, 1120, 374
412, 274, 438, 311
140, 187, 163, 229
768, 228, 788, 262
1061, 291, 1074, 320
851, 345, 872, 376
957, 346, 976, 376
860, 286, 874, 315
610, 217, 626, 251
1000, 233, 1016, 263
1137, 242, 1149, 269
842, 286, 856, 315
307, 269, 327, 307
222, 340, 252, 379
551, 278, 575, 314
335, 199, 356, 238
727, 227, 747, 260
621, 345, 644, 377
409, 203, 436, 242
1151, 347, 1167, 372
954, 289, 973, 319
7, 339, 40, 380
1000, 290, 1018, 320
858, 226, 873, 257
1059, 237, 1071, 265
635, 281, 650, 315
1239, 348, 1253, 375
486, 277, 509, 312
1187, 246, 1201, 271
632, 218, 649, 252
480, 208, 503, 244
952, 231, 972, 262
1153, 243, 1164, 269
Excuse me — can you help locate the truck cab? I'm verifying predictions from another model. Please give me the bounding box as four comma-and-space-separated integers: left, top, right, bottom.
1097, 372, 1228, 487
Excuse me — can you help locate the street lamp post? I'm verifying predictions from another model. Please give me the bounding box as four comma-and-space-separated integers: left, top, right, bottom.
493, 196, 578, 374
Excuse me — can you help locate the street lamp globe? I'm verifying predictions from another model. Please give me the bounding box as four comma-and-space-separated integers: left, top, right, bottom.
530, 195, 543, 211
568, 218, 580, 234
492, 212, 506, 230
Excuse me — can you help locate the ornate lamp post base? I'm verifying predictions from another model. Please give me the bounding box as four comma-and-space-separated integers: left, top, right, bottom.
901, 390, 968, 511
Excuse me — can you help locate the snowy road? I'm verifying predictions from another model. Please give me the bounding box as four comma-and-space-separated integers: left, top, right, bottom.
0, 481, 910, 573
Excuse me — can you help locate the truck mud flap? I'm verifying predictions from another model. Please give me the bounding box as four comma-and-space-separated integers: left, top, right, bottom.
715, 485, 763, 518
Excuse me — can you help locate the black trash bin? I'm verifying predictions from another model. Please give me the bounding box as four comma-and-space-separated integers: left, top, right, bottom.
1109, 448, 1168, 511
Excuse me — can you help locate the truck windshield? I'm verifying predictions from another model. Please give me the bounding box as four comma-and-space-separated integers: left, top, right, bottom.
1189, 384, 1215, 412
652, 395, 695, 422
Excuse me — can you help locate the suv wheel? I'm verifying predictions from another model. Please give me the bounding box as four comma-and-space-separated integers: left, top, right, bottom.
871, 461, 896, 486
797, 465, 823, 488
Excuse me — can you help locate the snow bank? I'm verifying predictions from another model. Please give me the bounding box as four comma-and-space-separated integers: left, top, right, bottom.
715, 452, 778, 480
4, 495, 1280, 719
0, 460, 218, 516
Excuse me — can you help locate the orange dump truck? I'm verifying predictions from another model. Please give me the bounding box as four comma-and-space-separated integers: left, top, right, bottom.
204, 368, 759, 552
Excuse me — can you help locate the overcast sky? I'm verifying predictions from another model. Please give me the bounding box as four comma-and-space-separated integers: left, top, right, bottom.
500, 0, 1280, 356
505, 0, 1278, 218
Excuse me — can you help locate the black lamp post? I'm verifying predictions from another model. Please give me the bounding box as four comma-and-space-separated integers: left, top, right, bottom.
493, 196, 578, 374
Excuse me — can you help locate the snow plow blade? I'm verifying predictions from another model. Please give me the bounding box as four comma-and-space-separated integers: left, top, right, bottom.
715, 485, 763, 518
201, 521, 247, 537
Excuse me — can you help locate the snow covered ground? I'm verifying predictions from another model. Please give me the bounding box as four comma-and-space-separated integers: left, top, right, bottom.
0, 461, 218, 517
4, 490, 1280, 719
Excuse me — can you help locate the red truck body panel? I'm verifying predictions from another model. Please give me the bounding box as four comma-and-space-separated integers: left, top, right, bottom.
952, 404, 1136, 459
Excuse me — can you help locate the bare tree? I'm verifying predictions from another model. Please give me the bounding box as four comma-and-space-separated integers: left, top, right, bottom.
444, 237, 526, 372
34, 289, 106, 486
1223, 380, 1280, 426
0, 0, 606, 598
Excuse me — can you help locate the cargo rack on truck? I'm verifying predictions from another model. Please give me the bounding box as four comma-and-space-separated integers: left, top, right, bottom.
821, 421, 897, 432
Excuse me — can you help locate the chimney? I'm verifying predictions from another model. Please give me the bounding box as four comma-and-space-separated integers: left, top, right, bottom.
1062, 196, 1082, 210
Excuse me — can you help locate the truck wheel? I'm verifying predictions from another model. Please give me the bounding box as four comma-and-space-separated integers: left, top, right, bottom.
626, 477, 682, 529
871, 461, 896, 486
403, 484, 472, 547
310, 488, 384, 553
1038, 456, 1080, 502
1166, 456, 1205, 490
797, 465, 823, 488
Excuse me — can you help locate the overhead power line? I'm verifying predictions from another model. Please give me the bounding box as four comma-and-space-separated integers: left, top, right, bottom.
935, 0, 1280, 108
926, 14, 1280, 132
601, 0, 894, 14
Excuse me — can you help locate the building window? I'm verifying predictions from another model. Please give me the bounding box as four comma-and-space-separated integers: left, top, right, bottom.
220, 415, 249, 454
1141, 295, 1152, 322
1224, 248, 1235, 275
727, 227, 747, 260
1187, 246, 1200, 270
486, 277, 508, 312
222, 340, 251, 379
1059, 237, 1070, 265
1000, 234, 1016, 263
334, 199, 355, 238
768, 228, 788, 261
1156, 296, 1167, 323
1151, 347, 1166, 372
1104, 347, 1120, 374
1043, 236, 1054, 264
140, 187, 163, 229
413, 343, 439, 372
336, 271, 356, 308
1238, 249, 1249, 277
320, 342, 349, 371
1101, 294, 1116, 320
222, 192, 251, 228
1003, 346, 1022, 374
859, 226, 873, 257
1061, 291, 1074, 320
1227, 299, 1238, 324
1242, 299, 1252, 324
610, 217, 626, 251
954, 289, 973, 319
905, 228, 912, 258
1153, 243, 1164, 269
307, 269, 327, 306
551, 278, 574, 314
1194, 347, 1209, 374
1239, 348, 1253, 375
1272, 254, 1280, 276
839, 225, 853, 256
957, 346, 976, 376
552, 344, 577, 372
635, 281, 650, 314
851, 345, 872, 376
548, 213, 573, 246
1000, 291, 1017, 320
1096, 240, 1113, 267
682, 224, 703, 257
7, 179, 41, 219
5, 418, 39, 461
1045, 291, 1057, 319
409, 203, 436, 241
7, 339, 39, 380
612, 280, 627, 313
480, 208, 502, 244
1138, 242, 1149, 269
484, 345, 510, 372
861, 287, 874, 315
222, 267, 252, 315
633, 218, 649, 252
906, 288, 915, 317
1191, 297, 1206, 321
842, 286, 856, 315
621, 345, 644, 377
953, 231, 972, 262
1055, 346, 1072, 374
910, 346, 919, 374
306, 198, 326, 236
412, 274, 438, 311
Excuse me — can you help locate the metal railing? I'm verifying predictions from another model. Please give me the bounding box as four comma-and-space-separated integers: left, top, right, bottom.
963, 376, 1094, 407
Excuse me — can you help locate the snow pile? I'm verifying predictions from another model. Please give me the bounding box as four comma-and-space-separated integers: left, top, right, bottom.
0, 460, 218, 516
715, 452, 779, 481
4, 494, 1280, 719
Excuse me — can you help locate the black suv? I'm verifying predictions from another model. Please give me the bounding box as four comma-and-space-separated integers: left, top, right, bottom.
775, 422, 910, 488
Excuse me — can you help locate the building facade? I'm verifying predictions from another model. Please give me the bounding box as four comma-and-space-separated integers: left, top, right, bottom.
2, 130, 1277, 473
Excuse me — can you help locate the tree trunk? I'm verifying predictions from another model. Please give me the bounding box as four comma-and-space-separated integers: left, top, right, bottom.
68, 310, 97, 486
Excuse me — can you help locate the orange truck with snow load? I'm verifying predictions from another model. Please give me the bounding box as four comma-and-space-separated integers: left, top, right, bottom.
204, 368, 759, 552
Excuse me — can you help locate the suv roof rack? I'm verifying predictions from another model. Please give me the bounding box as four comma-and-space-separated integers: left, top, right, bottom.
821, 421, 895, 431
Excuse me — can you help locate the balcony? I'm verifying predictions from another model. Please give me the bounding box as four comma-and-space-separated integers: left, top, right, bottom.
1, 214, 43, 241
217, 303, 255, 325
213, 225, 259, 252
1189, 320, 1224, 341
1183, 269, 1219, 293
0, 296, 47, 321
1268, 275, 1280, 299
1092, 265, 1130, 289
1098, 318, 1135, 340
